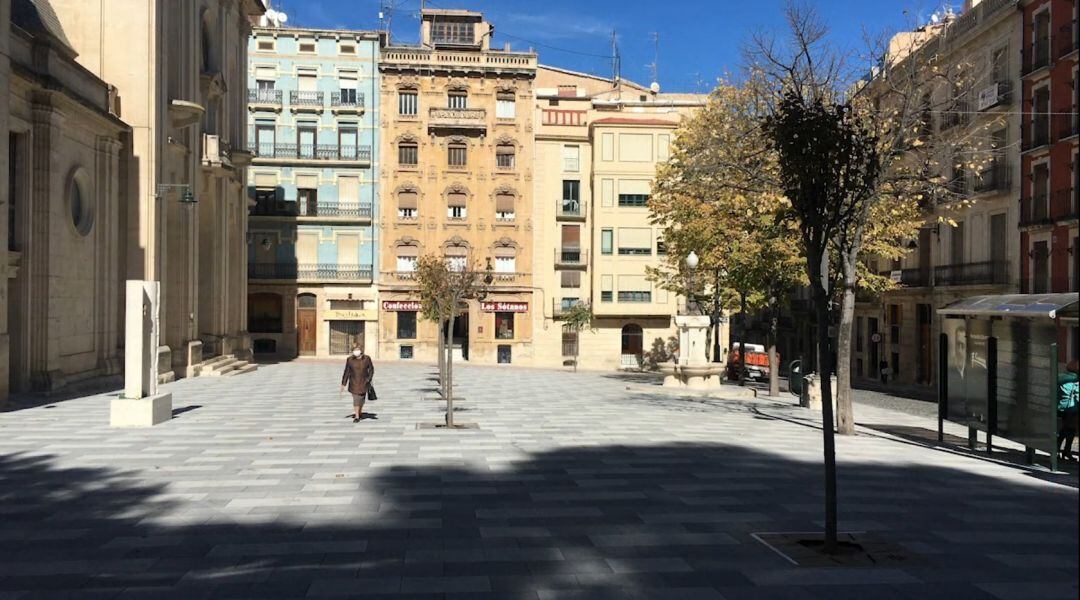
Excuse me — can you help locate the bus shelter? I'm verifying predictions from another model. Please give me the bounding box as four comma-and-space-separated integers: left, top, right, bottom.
937, 293, 1078, 472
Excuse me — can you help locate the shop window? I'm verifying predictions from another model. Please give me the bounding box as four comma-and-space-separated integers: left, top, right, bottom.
495, 312, 515, 340
397, 311, 417, 339
497, 345, 512, 364
400, 345, 414, 359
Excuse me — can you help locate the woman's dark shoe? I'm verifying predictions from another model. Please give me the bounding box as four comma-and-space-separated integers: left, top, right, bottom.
353, 417, 360, 423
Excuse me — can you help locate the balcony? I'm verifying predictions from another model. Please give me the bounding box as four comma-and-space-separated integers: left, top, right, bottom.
331, 91, 365, 114
554, 248, 587, 268
553, 298, 585, 318
972, 161, 1011, 194
248, 263, 373, 282
289, 90, 324, 111
1025, 189, 1080, 226
1021, 193, 1052, 227
1022, 39, 1051, 76
490, 271, 527, 285
247, 200, 375, 220
556, 200, 587, 221
249, 142, 372, 165
975, 81, 1011, 111
1054, 114, 1079, 141
381, 46, 537, 75
933, 261, 1009, 287
1056, 22, 1077, 59
939, 101, 970, 131
428, 107, 486, 131
882, 268, 930, 288
201, 133, 233, 169
1022, 118, 1051, 152
248, 88, 283, 109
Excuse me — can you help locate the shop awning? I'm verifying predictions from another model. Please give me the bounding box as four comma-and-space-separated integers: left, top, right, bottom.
937, 293, 1079, 320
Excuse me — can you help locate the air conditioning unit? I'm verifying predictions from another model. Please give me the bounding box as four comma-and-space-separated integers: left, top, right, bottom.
977, 83, 1000, 111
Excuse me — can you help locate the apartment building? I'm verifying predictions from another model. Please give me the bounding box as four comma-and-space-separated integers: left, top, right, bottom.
377, 9, 537, 365
853, 0, 1022, 389
53, 0, 266, 380
532, 66, 706, 370
246, 25, 382, 358
1019, 0, 1078, 359
2, 0, 129, 401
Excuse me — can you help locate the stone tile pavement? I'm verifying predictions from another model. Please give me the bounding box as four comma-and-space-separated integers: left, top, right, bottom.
0, 361, 1076, 599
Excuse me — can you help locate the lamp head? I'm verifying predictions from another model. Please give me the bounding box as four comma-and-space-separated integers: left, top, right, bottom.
686, 251, 699, 270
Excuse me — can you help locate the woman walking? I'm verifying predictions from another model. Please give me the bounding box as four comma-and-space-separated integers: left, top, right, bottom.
341, 344, 374, 423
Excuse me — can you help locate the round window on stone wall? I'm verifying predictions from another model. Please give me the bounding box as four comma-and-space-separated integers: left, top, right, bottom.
69, 170, 94, 236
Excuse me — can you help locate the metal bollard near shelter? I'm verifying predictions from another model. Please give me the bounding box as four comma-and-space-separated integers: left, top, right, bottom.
937, 293, 1078, 472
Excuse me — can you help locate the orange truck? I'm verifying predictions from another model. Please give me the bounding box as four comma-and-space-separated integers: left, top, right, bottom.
727, 343, 777, 381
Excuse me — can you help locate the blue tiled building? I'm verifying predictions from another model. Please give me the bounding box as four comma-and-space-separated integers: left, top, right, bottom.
246, 25, 382, 358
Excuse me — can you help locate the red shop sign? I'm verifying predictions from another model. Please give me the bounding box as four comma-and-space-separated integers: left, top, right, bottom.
481, 301, 528, 313
382, 300, 421, 311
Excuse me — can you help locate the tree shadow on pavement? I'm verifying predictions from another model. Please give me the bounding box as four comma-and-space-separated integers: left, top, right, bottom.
0, 442, 1076, 599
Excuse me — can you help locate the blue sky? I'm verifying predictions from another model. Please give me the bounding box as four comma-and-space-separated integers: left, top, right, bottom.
272, 0, 957, 92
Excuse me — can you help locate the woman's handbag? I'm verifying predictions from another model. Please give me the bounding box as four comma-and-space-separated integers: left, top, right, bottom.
367, 385, 378, 401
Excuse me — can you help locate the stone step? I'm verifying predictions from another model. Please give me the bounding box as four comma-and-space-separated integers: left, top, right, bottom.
222, 363, 258, 377
201, 355, 233, 369
203, 359, 242, 376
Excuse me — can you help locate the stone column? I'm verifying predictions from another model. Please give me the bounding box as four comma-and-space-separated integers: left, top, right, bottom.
28, 98, 62, 391
0, 0, 11, 403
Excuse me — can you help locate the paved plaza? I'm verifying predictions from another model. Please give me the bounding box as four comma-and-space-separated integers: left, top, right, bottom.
0, 361, 1077, 599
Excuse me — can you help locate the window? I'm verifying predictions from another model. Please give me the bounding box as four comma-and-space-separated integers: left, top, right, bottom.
398, 90, 418, 116
1032, 241, 1049, 293
448, 90, 468, 109
297, 123, 317, 158
446, 254, 467, 272
432, 21, 474, 45
496, 144, 516, 169
448, 142, 467, 167
1032, 86, 1050, 147
495, 256, 516, 273
495, 312, 515, 339
888, 304, 901, 345
601, 229, 613, 254
257, 39, 275, 52
621, 324, 644, 356
248, 293, 283, 333
397, 255, 417, 272
496, 92, 516, 118
298, 187, 317, 216
601, 291, 613, 302
561, 270, 581, 288
297, 68, 318, 92
618, 291, 652, 303
338, 72, 358, 104
400, 345, 414, 359
495, 192, 515, 220
950, 221, 965, 264
398, 142, 418, 166
618, 194, 649, 207
1033, 162, 1049, 219
991, 46, 1008, 82
398, 191, 418, 219
69, 172, 93, 236
255, 122, 276, 155
298, 41, 316, 53
560, 225, 581, 262
329, 321, 363, 355
562, 180, 580, 214
339, 43, 356, 55
338, 125, 358, 158
618, 228, 653, 256
447, 191, 467, 219
397, 311, 417, 339
562, 326, 578, 357
563, 145, 580, 172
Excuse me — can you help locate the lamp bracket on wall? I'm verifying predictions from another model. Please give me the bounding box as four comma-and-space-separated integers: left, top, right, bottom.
156, 183, 196, 203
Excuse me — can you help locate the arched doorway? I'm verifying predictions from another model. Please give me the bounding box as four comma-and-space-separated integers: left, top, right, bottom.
296, 293, 317, 356
621, 323, 643, 368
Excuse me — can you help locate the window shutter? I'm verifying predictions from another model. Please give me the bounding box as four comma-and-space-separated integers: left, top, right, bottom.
398, 191, 418, 210
444, 245, 468, 257
254, 173, 277, 187
561, 225, 581, 246
561, 270, 581, 287
447, 191, 467, 207
396, 244, 419, 257
255, 66, 275, 80
295, 174, 318, 189
493, 245, 516, 258
338, 176, 359, 202
619, 227, 652, 248
495, 193, 515, 213
618, 179, 651, 195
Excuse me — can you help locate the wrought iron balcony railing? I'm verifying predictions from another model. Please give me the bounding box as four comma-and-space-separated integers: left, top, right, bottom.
1056, 22, 1077, 59
882, 268, 930, 288
330, 91, 365, 110
934, 261, 1009, 287
248, 263, 373, 281
1054, 114, 1079, 141
250, 142, 372, 162
289, 90, 325, 107
248, 88, 283, 104
554, 248, 587, 266
298, 202, 373, 219
1022, 39, 1052, 75
972, 161, 1012, 194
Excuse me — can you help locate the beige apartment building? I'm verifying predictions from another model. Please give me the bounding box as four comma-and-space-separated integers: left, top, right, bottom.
2, 0, 129, 402
377, 9, 537, 365
853, 0, 1022, 390
53, 0, 266, 380
532, 66, 706, 370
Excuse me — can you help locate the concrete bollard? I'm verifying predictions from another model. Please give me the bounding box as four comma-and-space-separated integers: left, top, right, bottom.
802, 373, 837, 413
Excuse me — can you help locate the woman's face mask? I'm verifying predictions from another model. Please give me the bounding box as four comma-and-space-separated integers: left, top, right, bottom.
352, 349, 363, 357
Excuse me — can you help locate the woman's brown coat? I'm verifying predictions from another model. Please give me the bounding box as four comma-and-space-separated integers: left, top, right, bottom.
341, 355, 374, 395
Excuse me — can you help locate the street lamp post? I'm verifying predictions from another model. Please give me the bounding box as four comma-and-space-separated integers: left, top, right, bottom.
685, 251, 699, 315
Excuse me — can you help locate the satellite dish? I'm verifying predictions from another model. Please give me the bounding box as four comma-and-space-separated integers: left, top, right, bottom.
650, 81, 661, 93
265, 8, 277, 20
930, 13, 940, 24
278, 12, 288, 23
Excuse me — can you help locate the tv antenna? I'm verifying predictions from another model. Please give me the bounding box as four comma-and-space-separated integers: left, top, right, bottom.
648, 31, 660, 92
611, 29, 621, 90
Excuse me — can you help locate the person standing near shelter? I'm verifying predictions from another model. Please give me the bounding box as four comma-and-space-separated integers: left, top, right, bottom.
342, 345, 374, 424
1058, 359, 1079, 462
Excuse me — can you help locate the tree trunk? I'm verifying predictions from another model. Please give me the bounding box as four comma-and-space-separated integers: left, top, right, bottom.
713, 270, 722, 363
768, 309, 780, 397
437, 322, 445, 395
574, 325, 579, 373
810, 248, 838, 554
446, 313, 455, 427
835, 256, 857, 435
738, 291, 747, 387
